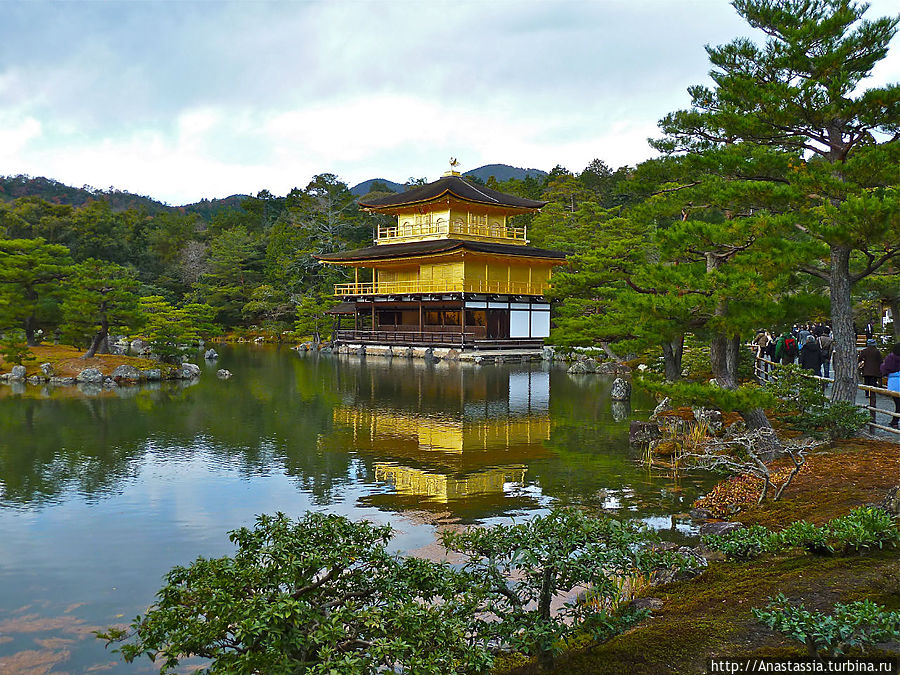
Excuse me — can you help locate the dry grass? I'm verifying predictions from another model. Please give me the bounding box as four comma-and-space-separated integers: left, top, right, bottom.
0, 345, 171, 378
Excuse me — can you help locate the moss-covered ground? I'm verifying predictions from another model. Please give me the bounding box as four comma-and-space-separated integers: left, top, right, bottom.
498, 439, 900, 674
0, 344, 178, 379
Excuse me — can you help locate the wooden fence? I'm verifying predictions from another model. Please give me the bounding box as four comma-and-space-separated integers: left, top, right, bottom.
753, 352, 900, 436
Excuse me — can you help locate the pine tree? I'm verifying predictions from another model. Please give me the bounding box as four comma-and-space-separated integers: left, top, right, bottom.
655, 0, 900, 402
0, 238, 72, 345
59, 259, 143, 357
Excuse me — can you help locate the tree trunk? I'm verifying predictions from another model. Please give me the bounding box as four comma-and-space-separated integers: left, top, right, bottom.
82, 319, 109, 359
24, 315, 38, 346
662, 335, 684, 382
710, 334, 738, 388
829, 245, 857, 403
713, 333, 776, 432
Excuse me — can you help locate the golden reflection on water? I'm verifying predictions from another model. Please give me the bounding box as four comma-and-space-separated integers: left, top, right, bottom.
327, 367, 553, 505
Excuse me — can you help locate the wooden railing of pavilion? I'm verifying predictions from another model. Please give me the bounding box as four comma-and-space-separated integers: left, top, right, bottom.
333, 279, 549, 296
376, 220, 527, 244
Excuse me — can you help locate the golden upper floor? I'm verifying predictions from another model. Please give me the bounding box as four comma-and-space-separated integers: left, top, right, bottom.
359, 172, 545, 247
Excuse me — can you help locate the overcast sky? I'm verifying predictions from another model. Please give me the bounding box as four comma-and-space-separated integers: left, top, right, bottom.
2, 0, 899, 205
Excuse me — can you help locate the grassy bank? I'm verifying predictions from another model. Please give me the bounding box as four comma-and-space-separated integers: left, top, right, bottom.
500, 438, 899, 674
0, 344, 179, 379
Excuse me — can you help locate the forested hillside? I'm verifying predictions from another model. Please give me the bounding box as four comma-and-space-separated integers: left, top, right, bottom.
0, 161, 629, 354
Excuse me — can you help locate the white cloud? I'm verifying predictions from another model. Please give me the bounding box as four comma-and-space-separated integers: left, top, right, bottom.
1, 0, 898, 203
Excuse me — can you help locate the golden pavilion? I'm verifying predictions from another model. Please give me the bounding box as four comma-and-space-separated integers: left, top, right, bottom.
316, 169, 566, 349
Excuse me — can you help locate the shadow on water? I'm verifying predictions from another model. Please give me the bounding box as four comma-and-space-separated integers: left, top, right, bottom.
0, 345, 718, 672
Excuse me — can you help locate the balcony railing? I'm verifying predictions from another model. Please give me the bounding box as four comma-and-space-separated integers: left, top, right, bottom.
333, 279, 549, 296
376, 221, 526, 244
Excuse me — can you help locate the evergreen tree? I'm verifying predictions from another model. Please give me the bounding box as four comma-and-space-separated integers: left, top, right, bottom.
60, 259, 143, 357
191, 226, 263, 326
0, 238, 72, 345
655, 0, 900, 402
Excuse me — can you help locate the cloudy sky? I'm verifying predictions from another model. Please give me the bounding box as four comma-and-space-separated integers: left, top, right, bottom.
2, 0, 899, 205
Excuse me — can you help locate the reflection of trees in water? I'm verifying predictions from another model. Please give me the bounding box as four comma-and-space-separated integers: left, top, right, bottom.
524, 372, 717, 517
0, 348, 355, 506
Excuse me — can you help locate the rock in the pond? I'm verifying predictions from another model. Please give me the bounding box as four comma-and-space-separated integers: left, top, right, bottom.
629, 421, 662, 445
76, 367, 104, 384
444, 348, 460, 362
698, 521, 745, 537
204, 349, 218, 360
473, 356, 484, 365
10, 365, 27, 381
651, 396, 672, 419
610, 377, 631, 401
111, 364, 142, 382
692, 407, 724, 433
50, 376, 76, 385
40, 363, 54, 377
103, 377, 118, 388
28, 375, 47, 385
216, 369, 233, 379
542, 346, 556, 361
142, 369, 161, 381
179, 363, 201, 379
567, 360, 596, 374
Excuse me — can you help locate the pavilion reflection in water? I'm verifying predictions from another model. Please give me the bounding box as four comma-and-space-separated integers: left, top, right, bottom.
322, 365, 551, 512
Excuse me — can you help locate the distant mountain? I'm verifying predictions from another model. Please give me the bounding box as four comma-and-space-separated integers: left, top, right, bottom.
0, 174, 171, 213
463, 164, 547, 183
181, 195, 250, 220
349, 164, 547, 197
0, 174, 249, 218
349, 178, 405, 197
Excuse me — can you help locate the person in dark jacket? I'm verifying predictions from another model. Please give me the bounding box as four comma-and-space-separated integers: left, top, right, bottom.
798, 336, 823, 376
858, 339, 883, 387
880, 344, 900, 429
818, 330, 834, 379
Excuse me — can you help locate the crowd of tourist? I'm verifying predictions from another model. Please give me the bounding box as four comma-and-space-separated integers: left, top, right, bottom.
753, 322, 900, 429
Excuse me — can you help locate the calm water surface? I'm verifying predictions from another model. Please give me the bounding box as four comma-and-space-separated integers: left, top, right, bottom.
0, 346, 717, 673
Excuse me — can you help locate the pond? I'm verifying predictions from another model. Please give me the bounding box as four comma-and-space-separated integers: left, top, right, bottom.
0, 345, 717, 673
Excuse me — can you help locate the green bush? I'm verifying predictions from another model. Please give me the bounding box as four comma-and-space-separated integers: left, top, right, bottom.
702, 525, 780, 560
802, 401, 870, 440
829, 507, 900, 554
704, 508, 899, 559
0, 330, 35, 366
754, 594, 900, 658
764, 364, 825, 413
779, 520, 833, 555
764, 364, 869, 439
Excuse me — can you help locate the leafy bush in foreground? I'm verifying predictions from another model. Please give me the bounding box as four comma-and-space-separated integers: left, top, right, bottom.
98, 512, 492, 675
754, 594, 900, 658
99, 509, 684, 673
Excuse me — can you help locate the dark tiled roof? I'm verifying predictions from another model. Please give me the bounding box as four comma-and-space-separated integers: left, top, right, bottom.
357, 175, 547, 210
316, 239, 567, 262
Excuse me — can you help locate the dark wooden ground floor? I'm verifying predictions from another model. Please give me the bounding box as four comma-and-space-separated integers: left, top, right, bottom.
330, 296, 550, 348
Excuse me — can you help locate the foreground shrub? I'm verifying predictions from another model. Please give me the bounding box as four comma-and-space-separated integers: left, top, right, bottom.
754, 594, 900, 659
99, 509, 689, 673
98, 512, 492, 675
441, 509, 682, 668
